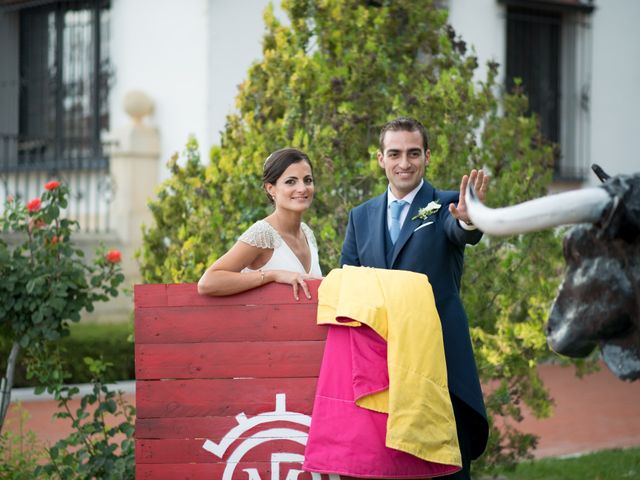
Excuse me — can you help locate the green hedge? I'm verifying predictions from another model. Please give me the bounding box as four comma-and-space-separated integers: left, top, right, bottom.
0, 322, 134, 388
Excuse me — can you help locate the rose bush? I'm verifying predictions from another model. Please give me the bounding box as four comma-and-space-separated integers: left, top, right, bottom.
0, 181, 124, 432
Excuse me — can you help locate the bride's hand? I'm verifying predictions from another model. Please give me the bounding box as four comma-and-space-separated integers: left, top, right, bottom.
271, 270, 321, 300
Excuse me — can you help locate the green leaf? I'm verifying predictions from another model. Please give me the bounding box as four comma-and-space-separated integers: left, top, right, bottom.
49, 445, 59, 460
105, 398, 118, 414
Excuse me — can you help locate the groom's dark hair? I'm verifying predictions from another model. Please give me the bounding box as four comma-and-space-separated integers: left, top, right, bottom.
379, 117, 429, 153
262, 148, 313, 204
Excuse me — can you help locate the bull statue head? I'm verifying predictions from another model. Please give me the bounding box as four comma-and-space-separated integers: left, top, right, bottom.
466, 165, 640, 381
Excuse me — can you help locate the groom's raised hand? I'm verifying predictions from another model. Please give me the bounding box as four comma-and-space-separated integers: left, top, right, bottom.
449, 169, 489, 225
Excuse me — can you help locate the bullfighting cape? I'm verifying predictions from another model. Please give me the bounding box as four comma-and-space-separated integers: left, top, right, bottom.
303, 266, 461, 478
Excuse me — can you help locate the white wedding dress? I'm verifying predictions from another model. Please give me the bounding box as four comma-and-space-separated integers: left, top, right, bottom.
239, 220, 322, 276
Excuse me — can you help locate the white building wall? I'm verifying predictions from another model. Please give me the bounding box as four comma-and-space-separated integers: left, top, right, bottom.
110, 0, 209, 181
450, 0, 640, 184
106, 0, 638, 185
109, 0, 286, 181
589, 0, 640, 184
207, 0, 285, 148
447, 0, 506, 84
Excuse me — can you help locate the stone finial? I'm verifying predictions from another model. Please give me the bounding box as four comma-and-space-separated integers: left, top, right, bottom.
123, 90, 154, 125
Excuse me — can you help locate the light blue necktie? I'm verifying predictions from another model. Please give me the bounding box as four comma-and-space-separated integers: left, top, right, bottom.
389, 200, 407, 244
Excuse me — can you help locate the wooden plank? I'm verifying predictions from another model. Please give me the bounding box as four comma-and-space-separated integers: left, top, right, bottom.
136, 438, 307, 464
136, 416, 238, 440
135, 305, 326, 344
136, 341, 325, 380
136, 416, 311, 440
165, 281, 321, 307
134, 284, 168, 309
136, 462, 321, 480
136, 463, 218, 480
136, 378, 318, 418
135, 281, 321, 309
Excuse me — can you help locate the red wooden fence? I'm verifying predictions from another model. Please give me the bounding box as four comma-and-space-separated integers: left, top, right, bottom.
135, 281, 341, 480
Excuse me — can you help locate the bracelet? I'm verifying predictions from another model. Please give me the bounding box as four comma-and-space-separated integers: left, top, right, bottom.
258, 270, 265, 284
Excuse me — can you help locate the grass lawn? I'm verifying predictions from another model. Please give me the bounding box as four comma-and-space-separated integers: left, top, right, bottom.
492, 447, 640, 480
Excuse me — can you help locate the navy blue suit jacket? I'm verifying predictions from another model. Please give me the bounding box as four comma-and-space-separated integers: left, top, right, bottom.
340, 180, 489, 458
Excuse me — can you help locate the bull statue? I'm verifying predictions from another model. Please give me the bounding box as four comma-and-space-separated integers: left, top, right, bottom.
466, 165, 640, 381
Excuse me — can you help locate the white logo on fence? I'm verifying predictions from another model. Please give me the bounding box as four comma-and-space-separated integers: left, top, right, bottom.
202, 393, 340, 480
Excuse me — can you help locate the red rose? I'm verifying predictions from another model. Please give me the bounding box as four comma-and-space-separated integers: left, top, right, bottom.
50, 235, 63, 245
45, 180, 60, 191
105, 249, 122, 263
27, 198, 42, 213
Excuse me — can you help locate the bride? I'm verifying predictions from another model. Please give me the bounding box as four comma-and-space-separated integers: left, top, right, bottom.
197, 148, 322, 300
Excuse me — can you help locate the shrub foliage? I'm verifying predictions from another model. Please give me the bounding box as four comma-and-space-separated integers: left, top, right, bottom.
0, 182, 125, 431
139, 0, 565, 470
0, 322, 134, 388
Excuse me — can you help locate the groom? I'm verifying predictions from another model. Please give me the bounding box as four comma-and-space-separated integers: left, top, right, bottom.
340, 117, 490, 479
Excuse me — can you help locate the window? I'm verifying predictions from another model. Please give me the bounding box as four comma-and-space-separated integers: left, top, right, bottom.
503, 1, 594, 181
507, 8, 561, 145
17, 0, 111, 171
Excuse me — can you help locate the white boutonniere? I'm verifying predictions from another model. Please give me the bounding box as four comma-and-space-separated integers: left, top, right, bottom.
412, 200, 441, 221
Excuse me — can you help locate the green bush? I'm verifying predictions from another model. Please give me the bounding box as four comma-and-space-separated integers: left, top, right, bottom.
34, 358, 135, 480
0, 181, 125, 433
0, 322, 134, 388
0, 402, 44, 479
138, 0, 568, 471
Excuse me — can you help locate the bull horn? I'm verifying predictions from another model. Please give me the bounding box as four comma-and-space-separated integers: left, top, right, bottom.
466, 184, 611, 236
591, 164, 611, 183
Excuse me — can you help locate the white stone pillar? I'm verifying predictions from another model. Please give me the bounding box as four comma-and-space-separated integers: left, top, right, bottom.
109, 90, 160, 284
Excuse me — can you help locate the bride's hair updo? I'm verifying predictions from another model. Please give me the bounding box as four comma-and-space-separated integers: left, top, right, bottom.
262, 148, 313, 204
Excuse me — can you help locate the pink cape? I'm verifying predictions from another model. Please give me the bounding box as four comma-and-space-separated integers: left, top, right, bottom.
303, 324, 459, 478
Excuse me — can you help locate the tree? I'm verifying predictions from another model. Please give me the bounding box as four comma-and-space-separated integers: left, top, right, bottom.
139, 0, 565, 471
0, 181, 124, 433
